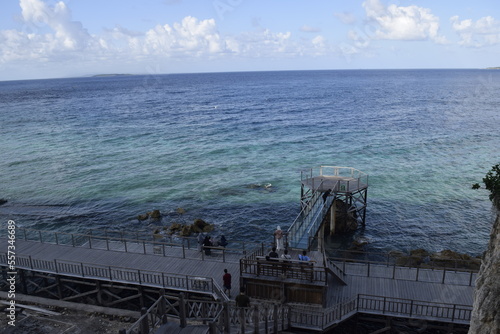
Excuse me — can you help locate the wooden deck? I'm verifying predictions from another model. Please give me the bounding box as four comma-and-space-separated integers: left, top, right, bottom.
0, 236, 477, 331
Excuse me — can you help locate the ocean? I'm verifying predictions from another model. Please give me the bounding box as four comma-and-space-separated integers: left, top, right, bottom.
1, 69, 499, 256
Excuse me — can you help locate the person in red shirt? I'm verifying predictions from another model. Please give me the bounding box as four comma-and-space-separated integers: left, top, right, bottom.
223, 269, 232, 297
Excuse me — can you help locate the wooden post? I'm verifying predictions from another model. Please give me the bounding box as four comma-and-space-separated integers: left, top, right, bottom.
179, 293, 187, 328
442, 268, 446, 284
209, 321, 217, 334
264, 306, 269, 334
140, 307, 149, 334
223, 301, 230, 334
240, 308, 245, 334
159, 289, 168, 324
287, 305, 291, 330
273, 304, 278, 334
253, 304, 259, 334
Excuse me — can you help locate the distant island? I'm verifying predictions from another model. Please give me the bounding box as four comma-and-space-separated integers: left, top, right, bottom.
92, 74, 134, 77
486, 67, 500, 70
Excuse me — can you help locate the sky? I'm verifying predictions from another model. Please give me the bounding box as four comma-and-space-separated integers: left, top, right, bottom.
1, 0, 499, 80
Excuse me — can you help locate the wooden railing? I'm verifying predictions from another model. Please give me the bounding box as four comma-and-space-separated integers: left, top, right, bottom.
123, 293, 290, 334
12, 228, 263, 263
357, 294, 472, 324
240, 257, 327, 283
0, 252, 227, 300
124, 292, 471, 333
332, 257, 478, 287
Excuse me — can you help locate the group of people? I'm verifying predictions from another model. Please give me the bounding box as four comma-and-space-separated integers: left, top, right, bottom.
268, 247, 311, 261
197, 233, 228, 256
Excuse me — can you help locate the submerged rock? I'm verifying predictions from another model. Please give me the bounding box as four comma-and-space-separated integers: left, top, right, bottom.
137, 213, 149, 221
0, 199, 7, 206
150, 210, 161, 219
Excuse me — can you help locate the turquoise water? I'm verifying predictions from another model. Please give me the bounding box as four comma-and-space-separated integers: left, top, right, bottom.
1, 69, 499, 255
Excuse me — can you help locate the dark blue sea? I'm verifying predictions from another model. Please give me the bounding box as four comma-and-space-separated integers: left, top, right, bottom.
1, 69, 499, 255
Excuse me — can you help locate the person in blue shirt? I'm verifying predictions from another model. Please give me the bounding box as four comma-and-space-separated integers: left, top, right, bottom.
298, 250, 310, 261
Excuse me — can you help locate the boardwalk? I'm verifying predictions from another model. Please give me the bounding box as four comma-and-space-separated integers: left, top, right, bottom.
0, 229, 478, 332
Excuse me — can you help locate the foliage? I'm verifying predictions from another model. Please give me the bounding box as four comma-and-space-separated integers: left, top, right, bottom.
474, 163, 500, 205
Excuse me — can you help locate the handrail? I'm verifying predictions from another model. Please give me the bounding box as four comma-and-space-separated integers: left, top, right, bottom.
287, 179, 329, 249
357, 294, 472, 323
125, 295, 290, 334
240, 257, 328, 284
0, 252, 225, 298
11, 228, 262, 263
331, 258, 478, 286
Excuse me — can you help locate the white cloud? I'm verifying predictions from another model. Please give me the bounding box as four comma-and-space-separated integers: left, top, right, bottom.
0, 0, 338, 78
300, 25, 321, 33
142, 17, 228, 56
334, 12, 357, 25
362, 0, 447, 44
451, 15, 500, 47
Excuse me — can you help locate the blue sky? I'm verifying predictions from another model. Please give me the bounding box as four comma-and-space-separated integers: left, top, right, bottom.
1, 0, 499, 80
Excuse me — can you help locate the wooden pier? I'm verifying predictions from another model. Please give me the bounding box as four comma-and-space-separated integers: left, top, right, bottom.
0, 166, 478, 333
1, 228, 477, 333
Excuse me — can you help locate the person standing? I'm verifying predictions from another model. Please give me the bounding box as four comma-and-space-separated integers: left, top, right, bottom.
274, 226, 284, 251
235, 287, 250, 307
222, 269, 232, 297
298, 250, 311, 261
268, 247, 279, 259
281, 249, 292, 259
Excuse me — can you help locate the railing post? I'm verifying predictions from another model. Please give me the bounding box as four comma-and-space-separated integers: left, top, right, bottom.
140, 307, 149, 334
54, 259, 58, 273
159, 289, 168, 325
442, 268, 446, 284
416, 266, 420, 281
138, 270, 142, 284
88, 235, 92, 249
106, 237, 109, 251
452, 304, 456, 321
29, 255, 33, 270
39, 230, 42, 243
182, 241, 186, 258
81, 263, 85, 277
23, 228, 27, 241
264, 306, 269, 333
179, 293, 187, 328
223, 302, 230, 334
143, 240, 146, 254
55, 232, 58, 245
367, 262, 370, 277
223, 249, 226, 263
410, 300, 413, 317
253, 304, 259, 334
392, 263, 396, 279
240, 308, 246, 334
109, 266, 113, 280
124, 240, 128, 252
383, 297, 386, 314
72, 234, 75, 247
469, 271, 474, 286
